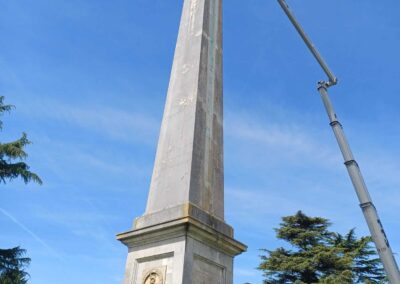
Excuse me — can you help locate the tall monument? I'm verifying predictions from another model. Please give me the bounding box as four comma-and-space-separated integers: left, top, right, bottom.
117, 0, 246, 283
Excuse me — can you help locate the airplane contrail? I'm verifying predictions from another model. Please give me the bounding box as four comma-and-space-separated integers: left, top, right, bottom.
0, 207, 61, 259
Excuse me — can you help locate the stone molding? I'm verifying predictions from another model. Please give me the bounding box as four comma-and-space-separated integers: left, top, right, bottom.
134, 203, 233, 237
117, 215, 246, 258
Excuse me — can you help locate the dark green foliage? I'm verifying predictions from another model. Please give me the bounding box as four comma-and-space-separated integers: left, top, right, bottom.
332, 229, 385, 283
258, 211, 385, 284
0, 247, 30, 284
0, 96, 37, 283
0, 96, 42, 185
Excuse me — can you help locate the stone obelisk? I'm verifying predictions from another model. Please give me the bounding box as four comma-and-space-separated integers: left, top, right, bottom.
117, 0, 246, 283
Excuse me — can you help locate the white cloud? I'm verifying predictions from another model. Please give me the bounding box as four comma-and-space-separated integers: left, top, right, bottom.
26, 136, 151, 190
225, 109, 341, 168
224, 106, 399, 224
20, 99, 160, 145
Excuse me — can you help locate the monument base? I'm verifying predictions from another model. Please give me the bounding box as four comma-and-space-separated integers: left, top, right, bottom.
117, 205, 246, 284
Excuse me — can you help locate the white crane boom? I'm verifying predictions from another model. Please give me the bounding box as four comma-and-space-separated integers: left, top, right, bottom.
277, 1, 400, 283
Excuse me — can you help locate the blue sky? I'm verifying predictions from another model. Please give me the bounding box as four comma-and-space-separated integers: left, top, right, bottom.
1, 0, 399, 283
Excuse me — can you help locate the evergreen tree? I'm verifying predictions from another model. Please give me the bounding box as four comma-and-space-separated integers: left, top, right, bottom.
0, 96, 42, 185
0, 247, 30, 284
1, 96, 40, 283
258, 211, 385, 284
332, 229, 385, 283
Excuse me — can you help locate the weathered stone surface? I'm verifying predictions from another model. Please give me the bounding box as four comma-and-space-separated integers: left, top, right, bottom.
192, 255, 224, 283
134, 203, 233, 237
145, 0, 224, 220
118, 1, 246, 283
117, 218, 246, 284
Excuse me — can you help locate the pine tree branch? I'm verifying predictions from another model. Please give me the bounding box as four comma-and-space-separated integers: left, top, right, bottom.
0, 96, 15, 131
0, 161, 43, 185
0, 133, 30, 160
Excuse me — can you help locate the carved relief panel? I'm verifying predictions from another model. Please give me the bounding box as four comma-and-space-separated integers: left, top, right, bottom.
142, 268, 165, 284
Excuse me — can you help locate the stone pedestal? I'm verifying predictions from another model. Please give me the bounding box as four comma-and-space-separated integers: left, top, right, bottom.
117, 204, 246, 284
